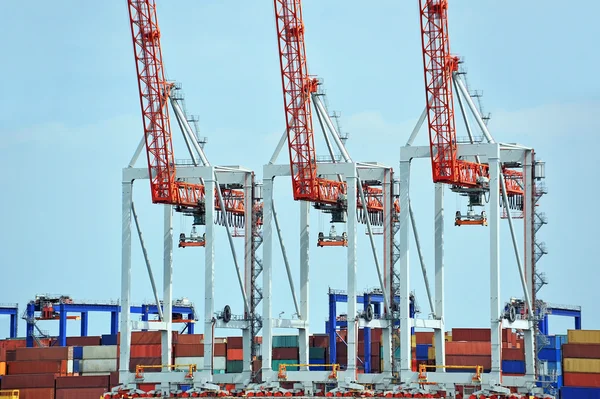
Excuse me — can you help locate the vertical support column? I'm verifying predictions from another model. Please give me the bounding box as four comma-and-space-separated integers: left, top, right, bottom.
26, 303, 34, 347
299, 201, 310, 369
382, 168, 393, 374
119, 179, 133, 384
575, 316, 582, 330
434, 183, 445, 367
346, 171, 358, 375
261, 177, 274, 380
364, 294, 372, 373
111, 311, 119, 335
162, 205, 174, 371
243, 172, 254, 374
81, 312, 89, 337
489, 145, 502, 381
523, 149, 536, 380
328, 293, 337, 365
399, 156, 412, 377
58, 303, 67, 347
188, 314, 195, 334
203, 173, 215, 378
10, 312, 17, 339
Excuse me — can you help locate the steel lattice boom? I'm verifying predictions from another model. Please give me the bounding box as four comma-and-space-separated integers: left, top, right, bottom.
127, 0, 245, 215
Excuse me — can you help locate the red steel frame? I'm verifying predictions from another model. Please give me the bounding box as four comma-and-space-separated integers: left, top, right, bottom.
127, 0, 245, 214
419, 0, 523, 196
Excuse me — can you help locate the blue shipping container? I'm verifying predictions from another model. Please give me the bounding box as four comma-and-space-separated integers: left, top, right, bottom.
102, 334, 118, 346
416, 344, 430, 359
502, 360, 525, 374
73, 359, 80, 373
561, 386, 600, 399
538, 348, 561, 362
73, 346, 83, 360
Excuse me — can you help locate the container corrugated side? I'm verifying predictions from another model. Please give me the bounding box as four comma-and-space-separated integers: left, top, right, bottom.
563, 372, 600, 388
82, 345, 117, 360
56, 375, 110, 389
12, 387, 55, 399
567, 329, 600, 344
561, 386, 600, 399
213, 356, 226, 371
563, 343, 600, 359
563, 358, 600, 374
80, 359, 118, 373
0, 374, 56, 389
174, 357, 203, 370
55, 387, 107, 399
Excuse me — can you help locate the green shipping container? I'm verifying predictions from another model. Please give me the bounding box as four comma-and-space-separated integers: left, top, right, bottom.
273, 335, 299, 348
272, 359, 299, 371
226, 360, 243, 373
214, 369, 225, 374
309, 347, 326, 359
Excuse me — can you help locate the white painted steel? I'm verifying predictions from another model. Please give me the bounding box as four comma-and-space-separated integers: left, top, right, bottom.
203, 174, 215, 378
299, 201, 310, 370
162, 205, 174, 371
434, 183, 445, 368
489, 145, 502, 381
260, 177, 274, 381
119, 180, 133, 385
346, 171, 358, 374
398, 157, 411, 378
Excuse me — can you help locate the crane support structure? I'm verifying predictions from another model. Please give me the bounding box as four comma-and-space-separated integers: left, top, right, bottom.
127, 0, 245, 216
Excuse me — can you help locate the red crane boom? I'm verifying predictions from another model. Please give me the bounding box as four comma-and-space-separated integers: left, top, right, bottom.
419, 0, 523, 197
127, 0, 244, 216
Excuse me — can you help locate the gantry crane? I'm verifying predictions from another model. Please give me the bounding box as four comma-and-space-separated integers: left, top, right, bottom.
127, 0, 246, 245
419, 0, 524, 226
273, 0, 387, 245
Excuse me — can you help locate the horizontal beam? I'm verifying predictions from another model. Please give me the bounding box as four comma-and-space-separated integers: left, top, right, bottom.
400, 371, 534, 386
400, 144, 527, 164
264, 162, 392, 182
123, 166, 251, 184
131, 321, 169, 331
29, 304, 194, 315
412, 318, 444, 329
501, 319, 533, 330
214, 320, 250, 329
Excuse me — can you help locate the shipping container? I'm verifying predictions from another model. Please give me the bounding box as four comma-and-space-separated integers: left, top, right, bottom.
214, 343, 226, 357
312, 335, 328, 348
415, 332, 434, 345
80, 359, 117, 373
563, 372, 600, 388
101, 334, 118, 346
563, 343, 600, 359
56, 375, 110, 389
15, 347, 73, 361
502, 348, 524, 361
129, 357, 161, 373
72, 347, 83, 360
273, 335, 299, 348
227, 336, 242, 349
226, 360, 243, 373
55, 387, 107, 399
445, 341, 491, 356
272, 359, 298, 371
1, 374, 56, 389
309, 347, 326, 360
272, 347, 299, 360
538, 348, 561, 362
561, 386, 600, 399
502, 360, 525, 374
174, 344, 204, 357
0, 361, 5, 376
568, 330, 600, 345
452, 328, 491, 342
82, 345, 117, 360
214, 357, 227, 371
177, 334, 203, 345
66, 336, 102, 347
7, 360, 68, 375
130, 344, 162, 358
564, 358, 600, 374
416, 344, 430, 360
226, 348, 243, 361
174, 357, 203, 370
12, 387, 55, 399
445, 355, 491, 370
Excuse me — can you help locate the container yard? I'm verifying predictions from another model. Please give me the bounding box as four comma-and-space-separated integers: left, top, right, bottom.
2, 0, 597, 399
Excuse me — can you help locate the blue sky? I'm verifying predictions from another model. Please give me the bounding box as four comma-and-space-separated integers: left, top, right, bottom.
0, 1, 598, 340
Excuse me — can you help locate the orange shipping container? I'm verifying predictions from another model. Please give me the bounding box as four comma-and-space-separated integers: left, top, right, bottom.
177, 334, 203, 345
445, 341, 491, 356
15, 347, 73, 361
563, 372, 600, 388
214, 343, 227, 357
416, 332, 434, 345
446, 355, 491, 370
227, 348, 243, 361
174, 344, 204, 357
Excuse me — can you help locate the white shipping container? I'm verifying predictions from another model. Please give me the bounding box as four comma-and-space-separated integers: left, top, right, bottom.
213, 356, 226, 370
174, 357, 204, 369
67, 359, 73, 374
81, 372, 111, 376
81, 358, 118, 373
82, 345, 118, 360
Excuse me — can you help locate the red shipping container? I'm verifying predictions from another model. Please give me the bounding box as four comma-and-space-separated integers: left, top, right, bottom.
371, 329, 382, 343
56, 375, 109, 389
214, 343, 227, 357
563, 343, 600, 359
129, 357, 161, 372
502, 348, 525, 361
416, 332, 434, 345
0, 340, 27, 350
452, 328, 491, 342
14, 388, 55, 399
1, 373, 56, 389
174, 344, 204, 357
130, 344, 162, 358
563, 372, 600, 388
56, 387, 108, 399
228, 336, 243, 349
445, 341, 491, 356
177, 334, 203, 345
15, 347, 73, 361
8, 360, 67, 375
227, 348, 243, 361
313, 335, 329, 348
110, 371, 119, 387
5, 350, 16, 362
445, 355, 491, 370
272, 347, 298, 360
66, 336, 102, 346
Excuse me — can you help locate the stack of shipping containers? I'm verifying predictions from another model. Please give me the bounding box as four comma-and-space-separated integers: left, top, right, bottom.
561, 329, 600, 398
